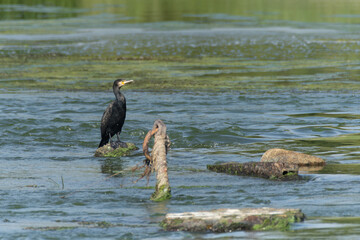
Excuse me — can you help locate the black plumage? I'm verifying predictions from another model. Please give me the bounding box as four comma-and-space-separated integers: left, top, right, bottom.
98, 79, 133, 148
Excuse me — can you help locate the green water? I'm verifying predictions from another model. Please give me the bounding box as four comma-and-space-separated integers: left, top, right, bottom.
1, 0, 360, 91
1, 0, 360, 239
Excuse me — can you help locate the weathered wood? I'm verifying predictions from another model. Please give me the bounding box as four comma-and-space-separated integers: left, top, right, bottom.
161, 207, 305, 232
142, 119, 171, 201
207, 162, 300, 180
261, 148, 325, 166
142, 127, 158, 163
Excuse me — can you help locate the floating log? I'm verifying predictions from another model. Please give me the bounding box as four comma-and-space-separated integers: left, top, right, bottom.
207, 162, 300, 180
142, 119, 171, 201
261, 148, 325, 167
94, 142, 137, 157
161, 207, 305, 232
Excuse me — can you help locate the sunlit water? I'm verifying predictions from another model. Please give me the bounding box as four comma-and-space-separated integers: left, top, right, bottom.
1, 0, 360, 239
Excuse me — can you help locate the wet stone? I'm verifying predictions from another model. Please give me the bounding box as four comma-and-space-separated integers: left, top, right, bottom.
261, 148, 325, 166
161, 207, 305, 232
94, 142, 138, 157
207, 162, 300, 180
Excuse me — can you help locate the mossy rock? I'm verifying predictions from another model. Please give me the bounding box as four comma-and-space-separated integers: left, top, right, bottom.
207, 162, 300, 181
161, 208, 305, 232
94, 142, 138, 157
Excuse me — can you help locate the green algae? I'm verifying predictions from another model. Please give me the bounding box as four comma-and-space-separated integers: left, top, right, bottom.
176, 185, 211, 189
2, 55, 360, 92
160, 218, 183, 231
253, 216, 293, 231
4, 0, 360, 25
299, 133, 360, 147
103, 144, 137, 157
3, 1, 360, 94
317, 164, 360, 175
161, 209, 305, 232
124, 186, 155, 190
24, 226, 76, 231
252, 211, 305, 231
288, 113, 360, 120
320, 217, 360, 224
151, 183, 171, 202
285, 133, 360, 162
94, 142, 137, 157
24, 220, 146, 231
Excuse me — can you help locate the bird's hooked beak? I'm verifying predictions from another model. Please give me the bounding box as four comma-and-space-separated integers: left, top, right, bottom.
118, 79, 134, 87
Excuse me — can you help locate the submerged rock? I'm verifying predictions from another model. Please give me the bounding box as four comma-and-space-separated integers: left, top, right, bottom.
207, 162, 300, 180
161, 207, 305, 232
94, 142, 137, 157
261, 148, 325, 167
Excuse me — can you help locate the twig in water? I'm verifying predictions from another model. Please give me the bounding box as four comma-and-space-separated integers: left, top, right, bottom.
61, 176, 64, 190
48, 178, 60, 189
132, 160, 152, 186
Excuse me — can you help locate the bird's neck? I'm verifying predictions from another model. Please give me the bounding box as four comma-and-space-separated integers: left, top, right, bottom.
114, 90, 125, 102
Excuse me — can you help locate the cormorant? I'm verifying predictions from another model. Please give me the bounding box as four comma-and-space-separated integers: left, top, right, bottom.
98, 79, 134, 148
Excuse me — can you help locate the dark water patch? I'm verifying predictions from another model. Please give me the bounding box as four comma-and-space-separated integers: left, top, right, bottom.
184, 13, 257, 22
316, 164, 360, 175
0, 79, 37, 84
296, 133, 360, 148
53, 110, 82, 114
289, 113, 360, 120
8, 204, 26, 210
0, 2, 87, 20
195, 66, 344, 78
51, 117, 74, 123
176, 185, 212, 189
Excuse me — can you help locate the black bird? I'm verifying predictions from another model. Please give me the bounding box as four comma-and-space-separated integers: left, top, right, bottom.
98, 79, 134, 148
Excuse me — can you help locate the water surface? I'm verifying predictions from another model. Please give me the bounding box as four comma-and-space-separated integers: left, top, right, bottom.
1, 0, 360, 239
0, 90, 359, 239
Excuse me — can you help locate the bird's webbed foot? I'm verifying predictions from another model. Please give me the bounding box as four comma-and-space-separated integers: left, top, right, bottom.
110, 141, 128, 149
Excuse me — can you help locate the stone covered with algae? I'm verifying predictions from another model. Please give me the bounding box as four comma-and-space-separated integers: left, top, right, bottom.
94, 142, 137, 157
207, 161, 300, 180
160, 207, 305, 232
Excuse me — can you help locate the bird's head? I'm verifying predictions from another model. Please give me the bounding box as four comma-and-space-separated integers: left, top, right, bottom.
114, 79, 134, 89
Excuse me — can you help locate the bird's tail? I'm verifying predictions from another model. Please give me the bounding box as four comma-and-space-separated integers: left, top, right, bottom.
98, 137, 109, 148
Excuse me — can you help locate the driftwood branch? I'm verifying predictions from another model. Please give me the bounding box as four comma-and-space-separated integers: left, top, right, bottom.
142, 127, 158, 164
161, 207, 305, 232
141, 119, 171, 201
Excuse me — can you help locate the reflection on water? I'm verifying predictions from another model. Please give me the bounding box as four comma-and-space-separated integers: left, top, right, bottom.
2, 0, 360, 25
101, 158, 124, 175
